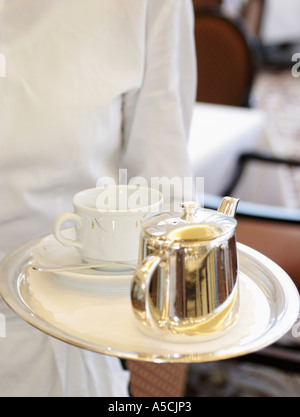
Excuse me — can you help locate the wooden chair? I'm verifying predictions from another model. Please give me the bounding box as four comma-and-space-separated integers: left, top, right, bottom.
220, 151, 300, 289
206, 150, 300, 289
193, 6, 261, 106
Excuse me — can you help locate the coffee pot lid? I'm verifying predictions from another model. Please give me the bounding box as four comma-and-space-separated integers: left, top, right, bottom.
142, 201, 237, 243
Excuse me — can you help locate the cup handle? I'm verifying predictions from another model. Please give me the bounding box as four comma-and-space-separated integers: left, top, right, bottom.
53, 212, 82, 249
131, 254, 164, 334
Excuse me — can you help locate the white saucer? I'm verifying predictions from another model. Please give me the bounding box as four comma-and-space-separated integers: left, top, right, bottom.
33, 229, 134, 290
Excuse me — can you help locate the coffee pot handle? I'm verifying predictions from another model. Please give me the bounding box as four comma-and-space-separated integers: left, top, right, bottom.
130, 254, 164, 335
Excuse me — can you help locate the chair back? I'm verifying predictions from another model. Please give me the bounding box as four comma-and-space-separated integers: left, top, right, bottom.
236, 211, 300, 291
194, 7, 260, 106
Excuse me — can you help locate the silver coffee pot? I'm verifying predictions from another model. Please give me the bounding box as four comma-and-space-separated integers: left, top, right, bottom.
130, 197, 240, 342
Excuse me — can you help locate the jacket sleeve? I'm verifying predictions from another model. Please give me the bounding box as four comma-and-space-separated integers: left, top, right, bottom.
120, 0, 197, 191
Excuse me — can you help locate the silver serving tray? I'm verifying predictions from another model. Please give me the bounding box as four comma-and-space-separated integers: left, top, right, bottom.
0, 234, 299, 363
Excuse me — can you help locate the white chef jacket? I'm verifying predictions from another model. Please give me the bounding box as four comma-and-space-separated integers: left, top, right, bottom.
0, 0, 196, 397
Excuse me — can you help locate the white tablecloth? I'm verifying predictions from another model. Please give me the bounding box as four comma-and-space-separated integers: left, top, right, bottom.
188, 103, 293, 207
223, 0, 300, 45
260, 0, 300, 45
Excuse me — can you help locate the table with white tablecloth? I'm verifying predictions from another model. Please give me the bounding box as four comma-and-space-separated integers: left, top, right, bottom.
188, 103, 294, 208
260, 0, 300, 45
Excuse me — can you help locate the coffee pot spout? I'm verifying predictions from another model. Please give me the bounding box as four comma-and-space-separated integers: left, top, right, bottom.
217, 196, 240, 218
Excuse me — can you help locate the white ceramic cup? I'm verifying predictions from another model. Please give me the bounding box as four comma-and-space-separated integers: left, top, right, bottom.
53, 185, 163, 265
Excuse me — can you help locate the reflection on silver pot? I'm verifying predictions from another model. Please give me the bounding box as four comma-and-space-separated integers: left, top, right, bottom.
131, 197, 240, 342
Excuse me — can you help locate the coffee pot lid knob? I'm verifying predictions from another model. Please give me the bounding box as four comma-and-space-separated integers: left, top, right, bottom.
180, 201, 198, 221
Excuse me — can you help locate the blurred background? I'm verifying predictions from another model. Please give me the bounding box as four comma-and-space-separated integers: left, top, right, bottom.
185, 0, 300, 397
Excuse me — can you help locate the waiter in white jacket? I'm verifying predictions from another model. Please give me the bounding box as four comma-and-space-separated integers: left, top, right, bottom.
0, 0, 196, 396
